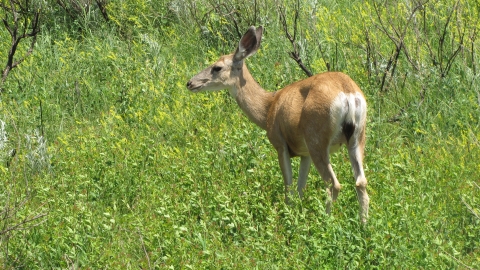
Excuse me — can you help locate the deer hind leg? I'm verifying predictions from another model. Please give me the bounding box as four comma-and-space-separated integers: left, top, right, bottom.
347, 131, 369, 224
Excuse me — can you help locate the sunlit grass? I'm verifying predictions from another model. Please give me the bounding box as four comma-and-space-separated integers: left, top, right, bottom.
1, 0, 479, 268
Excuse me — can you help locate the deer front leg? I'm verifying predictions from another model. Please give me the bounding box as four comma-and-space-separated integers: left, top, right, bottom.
297, 156, 311, 198
277, 147, 293, 203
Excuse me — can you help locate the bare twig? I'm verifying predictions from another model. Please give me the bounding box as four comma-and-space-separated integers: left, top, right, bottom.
461, 197, 479, 219
438, 0, 464, 78
95, 0, 109, 22
441, 251, 476, 270
419, 0, 465, 78
1, 193, 47, 265
364, 28, 374, 79
372, 0, 427, 91
64, 253, 76, 270
468, 13, 478, 74
0, 212, 47, 235
208, 1, 259, 40
56, 0, 92, 19
186, 1, 208, 30
1, 0, 41, 91
277, 0, 313, 77
1, 197, 48, 236
473, 181, 480, 190
137, 228, 152, 269
461, 181, 480, 219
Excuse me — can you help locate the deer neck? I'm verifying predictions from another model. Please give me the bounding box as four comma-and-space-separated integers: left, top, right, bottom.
229, 64, 273, 130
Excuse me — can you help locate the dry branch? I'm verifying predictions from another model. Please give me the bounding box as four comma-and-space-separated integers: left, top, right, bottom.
1, 0, 41, 92
372, 0, 427, 92
277, 0, 313, 77
461, 181, 480, 219
95, 0, 109, 21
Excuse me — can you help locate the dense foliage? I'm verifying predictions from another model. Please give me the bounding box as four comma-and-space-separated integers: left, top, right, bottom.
1, 0, 479, 268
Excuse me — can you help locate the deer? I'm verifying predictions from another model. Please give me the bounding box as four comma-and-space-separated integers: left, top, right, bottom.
187, 26, 369, 223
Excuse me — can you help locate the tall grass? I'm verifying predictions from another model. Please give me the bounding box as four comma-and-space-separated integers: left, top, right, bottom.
1, 0, 479, 268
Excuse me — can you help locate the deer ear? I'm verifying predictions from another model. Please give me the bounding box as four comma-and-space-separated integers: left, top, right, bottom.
233, 26, 263, 62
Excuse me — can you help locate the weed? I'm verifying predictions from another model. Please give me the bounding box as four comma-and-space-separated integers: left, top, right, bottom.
0, 0, 479, 268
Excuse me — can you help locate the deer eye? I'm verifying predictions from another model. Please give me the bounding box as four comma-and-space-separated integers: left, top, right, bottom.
212, 66, 222, 73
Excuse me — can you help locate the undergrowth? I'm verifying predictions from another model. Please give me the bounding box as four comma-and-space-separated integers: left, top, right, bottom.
1, 0, 479, 268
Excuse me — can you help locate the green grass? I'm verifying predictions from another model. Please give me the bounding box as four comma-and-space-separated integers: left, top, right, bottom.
1, 0, 479, 268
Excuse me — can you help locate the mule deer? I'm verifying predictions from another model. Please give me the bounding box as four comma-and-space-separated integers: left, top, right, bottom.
187, 26, 369, 223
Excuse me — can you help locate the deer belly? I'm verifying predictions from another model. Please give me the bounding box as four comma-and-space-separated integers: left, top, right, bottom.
287, 139, 309, 157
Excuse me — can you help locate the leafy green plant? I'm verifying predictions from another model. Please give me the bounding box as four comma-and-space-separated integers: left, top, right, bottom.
0, 0, 479, 268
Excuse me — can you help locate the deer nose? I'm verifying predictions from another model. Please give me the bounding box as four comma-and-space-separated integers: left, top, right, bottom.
186, 81, 192, 88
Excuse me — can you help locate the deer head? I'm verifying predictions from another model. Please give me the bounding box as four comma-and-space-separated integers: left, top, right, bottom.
187, 26, 263, 94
